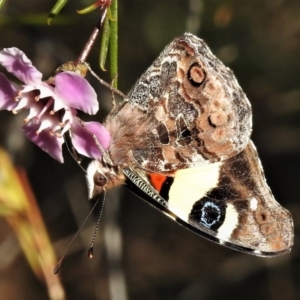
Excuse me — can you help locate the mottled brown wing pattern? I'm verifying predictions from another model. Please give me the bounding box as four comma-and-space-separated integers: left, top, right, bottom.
105, 33, 252, 173
86, 33, 293, 256
124, 141, 293, 256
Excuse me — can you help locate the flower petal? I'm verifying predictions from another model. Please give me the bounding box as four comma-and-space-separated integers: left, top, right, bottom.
55, 72, 99, 114
0, 73, 19, 110
0, 48, 43, 85
23, 121, 64, 163
21, 82, 54, 99
71, 117, 110, 159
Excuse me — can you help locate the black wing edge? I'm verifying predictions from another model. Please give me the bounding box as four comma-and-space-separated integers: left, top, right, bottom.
123, 169, 291, 258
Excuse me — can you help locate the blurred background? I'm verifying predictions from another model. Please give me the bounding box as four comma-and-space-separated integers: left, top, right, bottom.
0, 0, 300, 299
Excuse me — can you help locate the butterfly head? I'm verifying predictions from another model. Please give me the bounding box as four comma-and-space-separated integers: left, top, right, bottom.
86, 159, 125, 199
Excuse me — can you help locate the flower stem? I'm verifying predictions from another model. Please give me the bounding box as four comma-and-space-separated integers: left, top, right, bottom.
76, 4, 110, 64
76, 19, 102, 64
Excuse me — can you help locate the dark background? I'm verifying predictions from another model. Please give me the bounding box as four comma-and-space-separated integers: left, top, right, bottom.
0, 0, 300, 299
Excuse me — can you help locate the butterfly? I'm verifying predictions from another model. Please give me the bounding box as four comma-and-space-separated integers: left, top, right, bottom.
86, 33, 293, 257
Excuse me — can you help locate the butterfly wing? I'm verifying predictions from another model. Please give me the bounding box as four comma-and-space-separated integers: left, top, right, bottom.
123, 141, 293, 256
98, 33, 293, 256
105, 33, 252, 173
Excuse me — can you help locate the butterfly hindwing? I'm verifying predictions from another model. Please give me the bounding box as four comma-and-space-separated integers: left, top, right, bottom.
124, 141, 293, 256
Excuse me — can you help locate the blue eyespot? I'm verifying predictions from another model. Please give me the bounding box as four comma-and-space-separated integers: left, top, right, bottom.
189, 198, 226, 230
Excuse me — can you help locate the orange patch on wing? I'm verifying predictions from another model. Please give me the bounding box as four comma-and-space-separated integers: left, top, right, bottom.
148, 173, 168, 192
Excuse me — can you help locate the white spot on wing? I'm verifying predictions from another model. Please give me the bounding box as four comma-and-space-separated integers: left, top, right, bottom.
217, 203, 239, 239
168, 162, 222, 220
254, 249, 262, 255
250, 198, 258, 211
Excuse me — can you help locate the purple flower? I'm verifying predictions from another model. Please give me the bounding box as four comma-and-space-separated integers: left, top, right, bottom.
0, 47, 110, 162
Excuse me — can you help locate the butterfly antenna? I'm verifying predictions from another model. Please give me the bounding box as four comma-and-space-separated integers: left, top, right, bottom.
88, 191, 107, 259
53, 197, 100, 274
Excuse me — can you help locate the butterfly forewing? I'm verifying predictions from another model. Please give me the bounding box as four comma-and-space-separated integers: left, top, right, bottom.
105, 33, 252, 173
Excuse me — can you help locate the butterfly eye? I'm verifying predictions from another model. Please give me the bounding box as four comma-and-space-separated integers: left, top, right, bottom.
94, 171, 108, 187
187, 62, 206, 87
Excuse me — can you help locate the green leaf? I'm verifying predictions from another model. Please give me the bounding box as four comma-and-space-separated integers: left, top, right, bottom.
48, 0, 68, 25
109, 0, 118, 88
77, 2, 100, 14
99, 15, 110, 71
